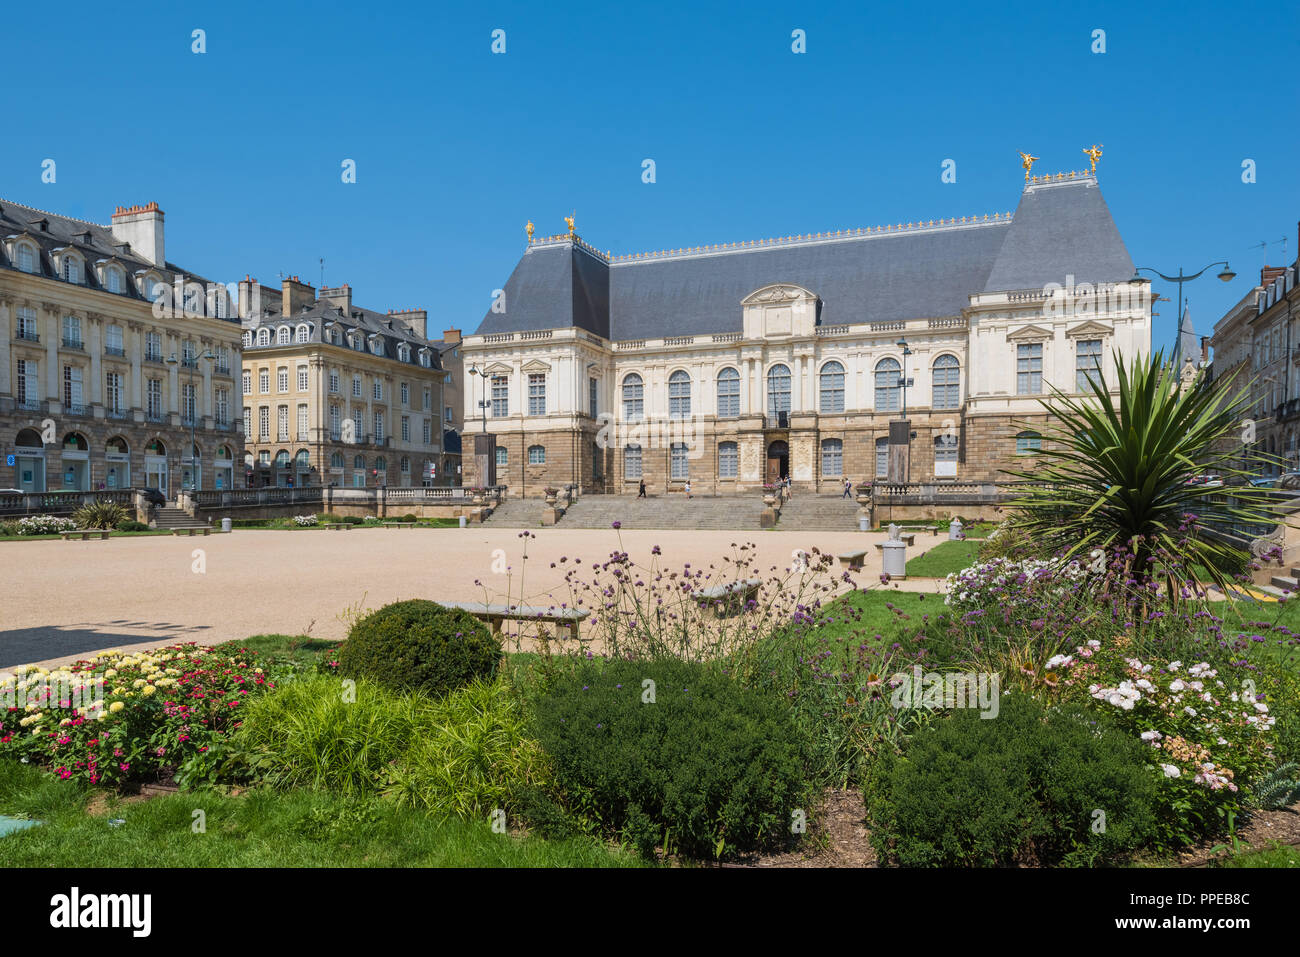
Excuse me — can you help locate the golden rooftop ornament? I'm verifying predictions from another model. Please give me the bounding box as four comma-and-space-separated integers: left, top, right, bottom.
525, 220, 534, 241
1083, 144, 1103, 173
1018, 151, 1039, 181
564, 212, 576, 236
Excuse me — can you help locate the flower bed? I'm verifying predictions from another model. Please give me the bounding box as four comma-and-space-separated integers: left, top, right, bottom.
0, 644, 276, 790
16, 515, 78, 535
293, 514, 318, 527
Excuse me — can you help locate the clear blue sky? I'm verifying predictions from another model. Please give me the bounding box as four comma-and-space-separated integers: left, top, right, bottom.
6, 0, 1298, 352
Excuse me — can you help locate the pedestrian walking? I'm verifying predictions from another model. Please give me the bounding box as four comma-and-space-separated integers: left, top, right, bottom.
843, 479, 852, 499
638, 478, 647, 498
684, 480, 692, 499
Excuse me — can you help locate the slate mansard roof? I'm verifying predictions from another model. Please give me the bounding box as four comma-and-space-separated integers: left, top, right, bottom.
474, 175, 1135, 341
0, 198, 226, 312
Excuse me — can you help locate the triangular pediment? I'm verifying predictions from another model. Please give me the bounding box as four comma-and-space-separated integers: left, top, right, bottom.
1006, 324, 1052, 342
521, 359, 552, 373
1064, 319, 1113, 338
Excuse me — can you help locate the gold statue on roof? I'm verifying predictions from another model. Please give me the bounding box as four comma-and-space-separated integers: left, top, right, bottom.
1083, 144, 1103, 173
1018, 151, 1039, 181
525, 220, 534, 241
564, 212, 575, 236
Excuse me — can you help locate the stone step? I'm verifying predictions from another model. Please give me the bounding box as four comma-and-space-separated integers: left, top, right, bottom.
1269, 575, 1298, 593
1261, 585, 1293, 600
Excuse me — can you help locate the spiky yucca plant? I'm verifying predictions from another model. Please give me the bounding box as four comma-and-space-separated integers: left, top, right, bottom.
1001, 350, 1286, 601
72, 501, 128, 530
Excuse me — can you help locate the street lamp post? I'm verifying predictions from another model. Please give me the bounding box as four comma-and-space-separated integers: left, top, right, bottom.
896, 338, 913, 484
1130, 261, 1235, 366
166, 349, 216, 493
467, 363, 491, 432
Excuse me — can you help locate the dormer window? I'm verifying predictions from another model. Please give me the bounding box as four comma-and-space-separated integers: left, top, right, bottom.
296, 323, 311, 343
15, 242, 37, 274
62, 255, 81, 284
242, 332, 253, 348
277, 326, 291, 346
104, 265, 124, 293
370, 337, 383, 356
257, 328, 271, 347
419, 351, 431, 368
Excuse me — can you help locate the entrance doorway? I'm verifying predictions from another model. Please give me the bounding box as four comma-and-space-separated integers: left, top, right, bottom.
766, 440, 789, 484
15, 428, 45, 492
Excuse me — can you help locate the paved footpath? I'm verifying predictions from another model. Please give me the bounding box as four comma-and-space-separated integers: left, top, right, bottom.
0, 526, 946, 671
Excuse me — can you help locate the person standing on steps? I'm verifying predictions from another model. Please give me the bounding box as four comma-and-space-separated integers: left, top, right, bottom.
638, 478, 647, 498
684, 480, 692, 499
843, 479, 852, 499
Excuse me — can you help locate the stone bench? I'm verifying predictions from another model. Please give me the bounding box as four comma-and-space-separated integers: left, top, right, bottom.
169, 527, 212, 537
899, 525, 940, 537
60, 529, 110, 541
441, 601, 590, 641
322, 523, 353, 531
380, 522, 417, 528
838, 549, 868, 571
874, 533, 915, 550
691, 578, 761, 616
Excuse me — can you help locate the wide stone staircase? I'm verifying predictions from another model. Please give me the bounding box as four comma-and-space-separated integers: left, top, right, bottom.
543, 494, 767, 530
774, 494, 862, 531
479, 497, 548, 527
152, 506, 212, 530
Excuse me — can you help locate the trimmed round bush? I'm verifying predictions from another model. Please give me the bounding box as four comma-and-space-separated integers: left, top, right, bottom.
529, 658, 810, 860
115, 519, 150, 532
338, 600, 500, 698
863, 694, 1157, 867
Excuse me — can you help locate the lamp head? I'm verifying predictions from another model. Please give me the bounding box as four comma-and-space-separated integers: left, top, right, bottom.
1218, 264, 1236, 283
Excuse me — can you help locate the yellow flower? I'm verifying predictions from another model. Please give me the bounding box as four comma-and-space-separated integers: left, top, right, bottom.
103, 669, 118, 679
131, 679, 146, 689
141, 685, 156, 697
109, 701, 125, 713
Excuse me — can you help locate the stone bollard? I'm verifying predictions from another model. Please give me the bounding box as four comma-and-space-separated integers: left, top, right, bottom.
881, 537, 907, 580
949, 517, 963, 540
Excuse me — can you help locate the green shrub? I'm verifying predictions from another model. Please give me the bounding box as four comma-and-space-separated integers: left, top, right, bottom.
402, 513, 418, 523
338, 599, 500, 698
115, 519, 149, 532
863, 694, 1158, 867
529, 658, 810, 860
73, 501, 128, 530
0, 519, 21, 536
233, 674, 545, 816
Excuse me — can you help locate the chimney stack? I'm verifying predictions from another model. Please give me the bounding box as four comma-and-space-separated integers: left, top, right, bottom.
442, 327, 462, 344
110, 202, 165, 266
281, 275, 316, 317
318, 283, 352, 315
391, 308, 428, 339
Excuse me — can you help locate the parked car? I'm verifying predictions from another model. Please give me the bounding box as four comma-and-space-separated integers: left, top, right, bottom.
139, 488, 167, 506
1185, 474, 1223, 487
1249, 476, 1279, 488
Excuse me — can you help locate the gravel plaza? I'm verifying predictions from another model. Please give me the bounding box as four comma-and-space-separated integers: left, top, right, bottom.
0, 526, 944, 671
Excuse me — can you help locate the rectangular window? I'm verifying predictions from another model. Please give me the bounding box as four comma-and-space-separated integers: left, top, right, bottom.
182, 340, 196, 367
821, 438, 843, 476
717, 372, 740, 418
445, 405, 453, 423
374, 412, 384, 442
329, 371, 340, 393
400, 382, 409, 406
216, 388, 230, 425
401, 415, 410, 442
1075, 339, 1103, 392
422, 418, 432, 445
182, 383, 197, 423
329, 405, 341, 438
624, 444, 643, 480
298, 404, 309, 439
16, 359, 35, 403
278, 367, 289, 393
146, 332, 162, 362
353, 374, 362, 397
423, 388, 431, 411
259, 406, 270, 440
670, 442, 689, 480
16, 308, 38, 341
105, 324, 124, 355
147, 379, 163, 418
260, 369, 270, 394
528, 445, 546, 465
718, 442, 738, 478
243, 407, 252, 437
875, 437, 889, 478
935, 435, 959, 477
105, 372, 123, 412
277, 405, 289, 440
242, 371, 251, 395
491, 375, 509, 417
528, 374, 546, 416
62, 315, 82, 348
373, 380, 383, 402
63, 365, 84, 409
589, 377, 598, 417
1016, 343, 1043, 395
298, 366, 309, 391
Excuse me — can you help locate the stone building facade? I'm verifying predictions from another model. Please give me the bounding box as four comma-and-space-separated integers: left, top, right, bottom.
462, 173, 1151, 495
238, 278, 450, 488
0, 199, 244, 495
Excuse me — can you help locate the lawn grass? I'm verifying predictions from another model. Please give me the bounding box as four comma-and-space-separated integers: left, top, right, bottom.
0, 761, 640, 868
211, 634, 341, 672
1211, 841, 1300, 867
0, 529, 172, 541
905, 539, 981, 578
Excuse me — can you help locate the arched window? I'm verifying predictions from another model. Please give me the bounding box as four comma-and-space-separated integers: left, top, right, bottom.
275, 450, 290, 469
105, 265, 124, 293
296, 324, 311, 343
257, 328, 270, 347
353, 454, 366, 470
62, 255, 81, 284
375, 456, 386, 473
1015, 431, 1042, 455
932, 354, 960, 409
767, 364, 791, 416
875, 436, 889, 478
935, 433, 959, 476
622, 373, 644, 422
819, 361, 845, 414
716, 367, 740, 418
874, 358, 901, 412
495, 446, 508, 468
528, 444, 546, 464
330, 451, 345, 469
718, 441, 739, 478
277, 326, 291, 345
668, 370, 691, 418
821, 438, 843, 476
624, 444, 642, 479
